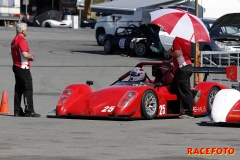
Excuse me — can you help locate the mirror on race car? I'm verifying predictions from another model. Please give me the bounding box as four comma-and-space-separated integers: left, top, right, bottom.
86, 80, 93, 86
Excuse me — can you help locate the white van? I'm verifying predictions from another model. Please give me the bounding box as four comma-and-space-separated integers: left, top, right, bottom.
94, 11, 143, 46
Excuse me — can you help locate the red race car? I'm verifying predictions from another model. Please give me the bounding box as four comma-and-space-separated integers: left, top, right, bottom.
48, 62, 237, 120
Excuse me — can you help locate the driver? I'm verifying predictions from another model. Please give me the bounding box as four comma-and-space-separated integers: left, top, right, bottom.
129, 67, 146, 82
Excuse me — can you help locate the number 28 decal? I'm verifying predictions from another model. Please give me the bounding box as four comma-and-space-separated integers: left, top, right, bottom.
159, 104, 166, 115
101, 106, 115, 112
119, 38, 126, 49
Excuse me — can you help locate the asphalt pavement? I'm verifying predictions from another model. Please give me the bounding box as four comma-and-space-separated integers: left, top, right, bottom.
0, 26, 239, 160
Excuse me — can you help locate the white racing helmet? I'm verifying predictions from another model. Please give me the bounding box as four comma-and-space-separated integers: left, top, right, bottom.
129, 67, 146, 81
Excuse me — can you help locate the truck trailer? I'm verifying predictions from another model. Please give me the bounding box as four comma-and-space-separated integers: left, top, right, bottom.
0, 0, 21, 26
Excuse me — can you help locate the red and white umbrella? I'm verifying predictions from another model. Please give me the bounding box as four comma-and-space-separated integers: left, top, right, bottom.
150, 8, 210, 43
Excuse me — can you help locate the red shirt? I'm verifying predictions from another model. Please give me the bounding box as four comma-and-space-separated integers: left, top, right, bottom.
172, 37, 192, 70
11, 34, 31, 69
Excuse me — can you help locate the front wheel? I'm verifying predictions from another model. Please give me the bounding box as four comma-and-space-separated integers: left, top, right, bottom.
141, 90, 158, 120
103, 39, 114, 54
207, 87, 220, 114
96, 29, 105, 46
135, 42, 147, 56
45, 22, 51, 27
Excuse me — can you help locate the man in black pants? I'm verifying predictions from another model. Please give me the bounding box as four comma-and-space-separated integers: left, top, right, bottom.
11, 23, 40, 117
168, 64, 200, 118
164, 37, 201, 119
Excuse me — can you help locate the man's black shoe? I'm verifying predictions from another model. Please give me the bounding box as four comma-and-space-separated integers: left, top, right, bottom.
24, 112, 41, 117
179, 114, 194, 119
14, 112, 25, 117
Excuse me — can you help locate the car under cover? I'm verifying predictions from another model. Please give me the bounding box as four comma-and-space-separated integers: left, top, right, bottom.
210, 13, 240, 48
212, 13, 240, 28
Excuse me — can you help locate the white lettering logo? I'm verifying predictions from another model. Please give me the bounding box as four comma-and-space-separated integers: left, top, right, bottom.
193, 106, 206, 112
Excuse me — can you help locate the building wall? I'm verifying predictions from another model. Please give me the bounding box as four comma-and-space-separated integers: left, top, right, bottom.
36, 0, 59, 10
59, 0, 77, 14
24, 0, 110, 18
201, 0, 240, 18
184, 0, 240, 19
21, 0, 37, 14
59, 0, 109, 18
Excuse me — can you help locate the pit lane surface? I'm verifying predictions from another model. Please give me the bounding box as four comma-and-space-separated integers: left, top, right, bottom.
0, 27, 239, 160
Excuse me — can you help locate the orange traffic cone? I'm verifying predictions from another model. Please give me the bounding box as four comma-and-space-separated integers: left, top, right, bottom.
0, 90, 13, 114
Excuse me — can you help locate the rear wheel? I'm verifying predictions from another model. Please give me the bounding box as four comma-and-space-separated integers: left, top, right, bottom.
207, 87, 220, 114
96, 29, 105, 46
45, 22, 51, 27
135, 42, 147, 56
103, 39, 114, 54
141, 90, 158, 120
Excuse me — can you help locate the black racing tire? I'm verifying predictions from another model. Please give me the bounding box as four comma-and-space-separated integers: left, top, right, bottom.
207, 87, 220, 114
96, 29, 105, 46
103, 39, 114, 54
141, 90, 158, 120
135, 42, 147, 56
45, 22, 51, 28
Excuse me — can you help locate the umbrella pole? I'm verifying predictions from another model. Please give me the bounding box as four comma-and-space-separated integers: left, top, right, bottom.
194, 43, 202, 85
194, 0, 201, 87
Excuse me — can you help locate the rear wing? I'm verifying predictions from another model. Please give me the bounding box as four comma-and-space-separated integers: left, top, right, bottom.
193, 66, 238, 82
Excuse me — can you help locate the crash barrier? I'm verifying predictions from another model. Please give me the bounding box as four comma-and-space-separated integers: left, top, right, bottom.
72, 16, 79, 29
199, 51, 240, 88
65, 15, 78, 29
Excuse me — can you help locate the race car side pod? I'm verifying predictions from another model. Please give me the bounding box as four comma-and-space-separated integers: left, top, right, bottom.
192, 66, 238, 82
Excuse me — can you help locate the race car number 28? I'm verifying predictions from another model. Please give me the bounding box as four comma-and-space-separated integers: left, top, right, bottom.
101, 106, 115, 112
159, 104, 166, 115
119, 38, 126, 49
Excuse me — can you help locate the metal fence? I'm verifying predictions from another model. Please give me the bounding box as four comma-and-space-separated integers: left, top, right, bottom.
200, 51, 240, 88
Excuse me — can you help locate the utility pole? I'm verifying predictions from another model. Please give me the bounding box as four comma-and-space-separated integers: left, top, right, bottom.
23, 0, 29, 15
52, 0, 54, 8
